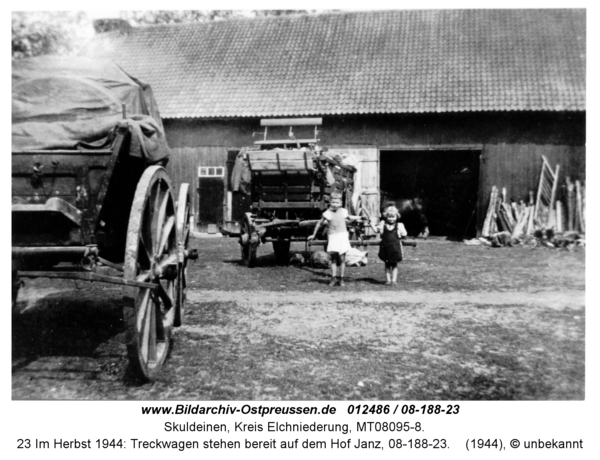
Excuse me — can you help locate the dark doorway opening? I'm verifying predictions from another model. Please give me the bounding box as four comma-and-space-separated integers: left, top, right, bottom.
380, 149, 481, 239
197, 167, 225, 232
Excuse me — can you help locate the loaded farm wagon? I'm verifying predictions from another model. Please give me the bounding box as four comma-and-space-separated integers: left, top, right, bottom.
230, 118, 382, 267
11, 57, 196, 380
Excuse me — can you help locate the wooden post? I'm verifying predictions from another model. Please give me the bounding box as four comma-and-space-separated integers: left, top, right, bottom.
547, 204, 555, 230
581, 183, 586, 233
566, 177, 575, 231
482, 186, 498, 237
511, 202, 519, 221
548, 164, 560, 228
517, 200, 526, 221
534, 160, 545, 222
512, 206, 530, 239
498, 207, 513, 233
526, 204, 535, 235
492, 193, 503, 234
556, 200, 563, 233
502, 203, 515, 228
576, 180, 584, 233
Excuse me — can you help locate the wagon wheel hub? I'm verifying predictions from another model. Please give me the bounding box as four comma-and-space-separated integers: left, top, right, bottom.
150, 254, 179, 281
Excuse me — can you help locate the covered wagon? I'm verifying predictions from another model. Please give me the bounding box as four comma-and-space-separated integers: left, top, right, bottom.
11, 56, 196, 380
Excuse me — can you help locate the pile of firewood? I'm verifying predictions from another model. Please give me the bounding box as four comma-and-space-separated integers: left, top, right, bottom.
480, 177, 585, 248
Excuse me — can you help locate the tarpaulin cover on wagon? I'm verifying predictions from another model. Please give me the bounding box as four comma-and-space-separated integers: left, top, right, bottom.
12, 56, 169, 163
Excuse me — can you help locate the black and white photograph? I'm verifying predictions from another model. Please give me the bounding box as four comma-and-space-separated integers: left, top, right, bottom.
10, 5, 588, 409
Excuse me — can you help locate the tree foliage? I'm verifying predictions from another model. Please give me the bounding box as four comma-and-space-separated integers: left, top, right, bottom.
12, 10, 319, 59
12, 11, 88, 59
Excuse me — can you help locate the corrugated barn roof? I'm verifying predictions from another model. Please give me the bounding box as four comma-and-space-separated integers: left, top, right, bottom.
79, 9, 586, 118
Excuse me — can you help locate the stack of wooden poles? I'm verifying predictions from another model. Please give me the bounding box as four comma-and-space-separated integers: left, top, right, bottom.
482, 179, 585, 240
482, 187, 535, 239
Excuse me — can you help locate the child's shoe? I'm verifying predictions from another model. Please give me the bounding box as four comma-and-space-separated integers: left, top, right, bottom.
385, 281, 392, 286
339, 278, 345, 287
329, 277, 338, 287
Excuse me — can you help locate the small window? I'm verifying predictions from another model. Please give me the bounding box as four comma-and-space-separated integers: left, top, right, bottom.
198, 166, 225, 177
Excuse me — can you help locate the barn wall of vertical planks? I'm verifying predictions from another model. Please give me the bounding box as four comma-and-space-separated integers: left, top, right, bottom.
161, 113, 584, 234
166, 146, 228, 231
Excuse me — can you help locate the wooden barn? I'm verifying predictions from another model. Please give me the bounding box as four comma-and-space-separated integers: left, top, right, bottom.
80, 9, 586, 237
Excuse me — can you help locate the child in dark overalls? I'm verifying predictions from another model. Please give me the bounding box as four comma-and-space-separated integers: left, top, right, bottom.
369, 204, 407, 285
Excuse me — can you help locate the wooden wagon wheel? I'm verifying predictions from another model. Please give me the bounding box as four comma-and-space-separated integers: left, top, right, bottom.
123, 166, 179, 380
240, 213, 257, 267
174, 183, 191, 327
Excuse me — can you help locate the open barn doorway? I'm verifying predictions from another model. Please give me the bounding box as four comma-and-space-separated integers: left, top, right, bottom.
380, 149, 481, 239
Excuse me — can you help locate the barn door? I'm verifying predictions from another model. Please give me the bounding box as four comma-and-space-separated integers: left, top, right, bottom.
197, 166, 225, 232
328, 147, 380, 219
379, 149, 481, 238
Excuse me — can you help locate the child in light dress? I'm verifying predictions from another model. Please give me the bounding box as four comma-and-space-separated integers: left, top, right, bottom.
308, 194, 362, 286
369, 204, 407, 285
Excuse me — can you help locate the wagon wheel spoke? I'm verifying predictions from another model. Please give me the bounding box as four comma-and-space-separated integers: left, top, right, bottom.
155, 188, 170, 253
155, 280, 174, 310
157, 215, 176, 256
138, 289, 157, 362
152, 291, 167, 341
144, 181, 160, 255
138, 235, 153, 269
149, 183, 161, 251
136, 269, 152, 284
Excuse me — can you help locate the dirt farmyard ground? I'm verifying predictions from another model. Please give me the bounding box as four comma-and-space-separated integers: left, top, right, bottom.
12, 236, 585, 400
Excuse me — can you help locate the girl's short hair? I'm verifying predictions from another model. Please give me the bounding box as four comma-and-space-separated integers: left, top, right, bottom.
383, 205, 400, 219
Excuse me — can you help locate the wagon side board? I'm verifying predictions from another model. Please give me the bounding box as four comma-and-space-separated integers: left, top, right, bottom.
11, 128, 149, 265
12, 148, 114, 248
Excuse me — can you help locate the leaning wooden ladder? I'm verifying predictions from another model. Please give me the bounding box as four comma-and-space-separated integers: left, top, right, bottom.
534, 156, 560, 229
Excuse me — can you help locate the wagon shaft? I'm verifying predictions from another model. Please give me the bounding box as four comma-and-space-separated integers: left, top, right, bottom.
19, 270, 158, 289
